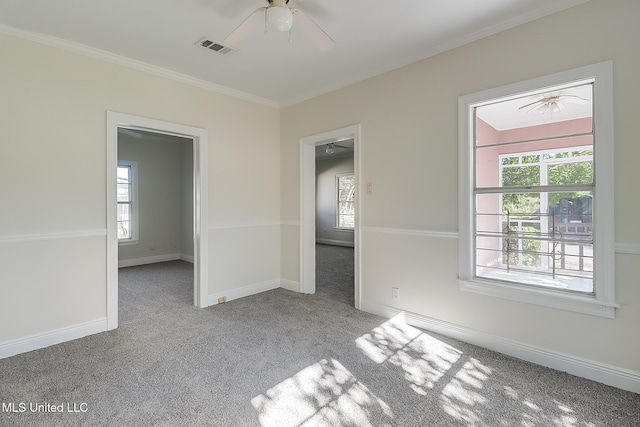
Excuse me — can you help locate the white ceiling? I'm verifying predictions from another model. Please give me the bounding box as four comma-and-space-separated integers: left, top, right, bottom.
477, 82, 593, 130
0, 0, 589, 107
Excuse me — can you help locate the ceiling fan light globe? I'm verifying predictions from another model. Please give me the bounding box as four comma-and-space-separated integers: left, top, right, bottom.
550, 102, 563, 113
266, 6, 293, 32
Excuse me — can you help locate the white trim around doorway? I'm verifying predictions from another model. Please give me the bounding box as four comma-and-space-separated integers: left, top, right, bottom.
299, 124, 362, 309
106, 112, 209, 330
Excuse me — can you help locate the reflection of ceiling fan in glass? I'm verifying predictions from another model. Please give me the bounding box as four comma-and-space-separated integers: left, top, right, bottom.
224, 0, 335, 51
519, 93, 589, 114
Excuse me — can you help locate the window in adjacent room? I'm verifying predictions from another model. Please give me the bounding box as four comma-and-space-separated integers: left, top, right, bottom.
117, 161, 138, 243
336, 173, 355, 229
458, 61, 616, 318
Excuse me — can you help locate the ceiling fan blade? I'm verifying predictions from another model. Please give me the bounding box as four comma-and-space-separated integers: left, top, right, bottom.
291, 9, 335, 51
291, 0, 334, 21
223, 7, 266, 47
560, 95, 589, 105
527, 103, 547, 114
518, 99, 543, 110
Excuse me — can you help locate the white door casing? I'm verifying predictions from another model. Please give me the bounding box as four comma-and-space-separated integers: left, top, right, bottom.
106, 112, 209, 330
299, 124, 361, 309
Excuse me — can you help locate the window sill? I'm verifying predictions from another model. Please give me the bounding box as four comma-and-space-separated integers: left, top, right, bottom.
334, 227, 355, 232
118, 239, 139, 246
458, 277, 618, 319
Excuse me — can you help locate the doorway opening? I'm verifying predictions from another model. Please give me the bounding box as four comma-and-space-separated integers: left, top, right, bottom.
106, 112, 209, 330
315, 141, 355, 306
117, 129, 194, 323
299, 125, 361, 309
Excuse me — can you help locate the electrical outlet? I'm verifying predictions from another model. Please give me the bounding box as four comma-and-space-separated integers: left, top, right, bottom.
218, 296, 226, 304
392, 287, 399, 301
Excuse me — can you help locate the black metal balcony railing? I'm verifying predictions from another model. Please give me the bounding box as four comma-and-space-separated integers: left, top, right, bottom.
502, 212, 592, 279
476, 212, 593, 282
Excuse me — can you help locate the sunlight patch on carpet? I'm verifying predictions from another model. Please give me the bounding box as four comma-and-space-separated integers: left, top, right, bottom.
355, 313, 463, 394
439, 357, 492, 424
251, 358, 394, 427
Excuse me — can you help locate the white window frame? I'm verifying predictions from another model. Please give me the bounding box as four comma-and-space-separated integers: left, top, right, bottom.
335, 173, 355, 230
117, 160, 139, 245
458, 61, 617, 318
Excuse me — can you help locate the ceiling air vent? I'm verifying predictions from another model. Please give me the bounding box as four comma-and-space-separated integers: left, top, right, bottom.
196, 38, 235, 55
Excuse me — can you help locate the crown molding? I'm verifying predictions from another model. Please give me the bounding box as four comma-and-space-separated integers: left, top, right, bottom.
0, 24, 280, 109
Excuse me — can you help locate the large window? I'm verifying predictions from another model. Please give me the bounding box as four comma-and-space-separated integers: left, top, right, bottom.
117, 161, 138, 243
336, 174, 355, 229
458, 62, 616, 317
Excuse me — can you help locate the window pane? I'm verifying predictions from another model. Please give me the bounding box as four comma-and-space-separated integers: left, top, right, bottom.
118, 201, 131, 240
504, 220, 542, 268
339, 201, 354, 215
339, 188, 354, 202
502, 165, 540, 187
337, 175, 355, 229
117, 203, 130, 221
338, 175, 355, 202
339, 214, 355, 228
549, 192, 592, 224
118, 200, 131, 239
117, 166, 130, 183
502, 193, 540, 216
118, 221, 131, 240
117, 183, 131, 202
338, 175, 355, 191
547, 161, 593, 185
475, 191, 592, 294
117, 163, 135, 241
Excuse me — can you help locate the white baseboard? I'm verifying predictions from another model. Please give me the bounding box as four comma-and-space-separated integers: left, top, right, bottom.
0, 318, 108, 359
180, 253, 194, 263
208, 279, 282, 306
118, 253, 181, 268
280, 279, 300, 292
316, 239, 354, 248
360, 299, 640, 394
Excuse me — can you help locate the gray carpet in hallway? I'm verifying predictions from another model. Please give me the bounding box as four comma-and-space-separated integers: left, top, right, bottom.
0, 260, 638, 426
316, 244, 354, 307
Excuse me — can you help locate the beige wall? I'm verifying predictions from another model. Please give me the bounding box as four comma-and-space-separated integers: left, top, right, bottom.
117, 134, 191, 262
0, 32, 280, 343
280, 0, 640, 372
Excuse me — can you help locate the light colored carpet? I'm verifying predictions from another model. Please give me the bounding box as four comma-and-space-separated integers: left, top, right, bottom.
316, 243, 354, 307
0, 259, 638, 426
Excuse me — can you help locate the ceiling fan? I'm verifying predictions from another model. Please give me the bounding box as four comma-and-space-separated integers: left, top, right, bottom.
519, 93, 589, 114
223, 0, 335, 51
